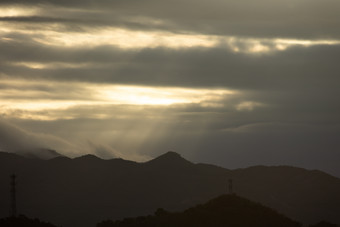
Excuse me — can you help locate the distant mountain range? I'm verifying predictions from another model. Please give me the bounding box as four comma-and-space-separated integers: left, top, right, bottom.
0, 151, 339, 227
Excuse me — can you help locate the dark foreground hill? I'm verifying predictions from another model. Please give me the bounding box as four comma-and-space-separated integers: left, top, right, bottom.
0, 151, 340, 227
0, 215, 59, 227
97, 194, 302, 227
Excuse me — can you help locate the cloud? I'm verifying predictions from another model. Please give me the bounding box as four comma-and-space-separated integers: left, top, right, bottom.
0, 16, 78, 23
0, 0, 340, 178
1, 0, 340, 39
0, 118, 144, 160
1, 33, 340, 91
0, 119, 78, 156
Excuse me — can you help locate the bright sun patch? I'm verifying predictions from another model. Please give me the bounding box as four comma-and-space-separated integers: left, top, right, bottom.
0, 6, 38, 17
0, 79, 235, 120
96, 85, 234, 106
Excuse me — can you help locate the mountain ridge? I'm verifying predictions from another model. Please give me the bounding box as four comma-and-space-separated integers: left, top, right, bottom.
0, 151, 339, 227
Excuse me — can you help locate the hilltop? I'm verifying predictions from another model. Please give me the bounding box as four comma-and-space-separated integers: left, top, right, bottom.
97, 194, 302, 227
0, 151, 339, 227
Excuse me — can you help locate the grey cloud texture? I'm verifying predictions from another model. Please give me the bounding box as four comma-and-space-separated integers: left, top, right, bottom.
0, 119, 76, 155
1, 0, 340, 38
0, 119, 129, 159
1, 37, 340, 93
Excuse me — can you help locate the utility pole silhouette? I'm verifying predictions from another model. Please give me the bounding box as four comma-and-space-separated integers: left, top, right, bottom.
228, 179, 233, 194
10, 174, 17, 217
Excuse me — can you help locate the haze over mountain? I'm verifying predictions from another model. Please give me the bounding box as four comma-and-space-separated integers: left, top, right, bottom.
0, 151, 339, 227
14, 149, 64, 160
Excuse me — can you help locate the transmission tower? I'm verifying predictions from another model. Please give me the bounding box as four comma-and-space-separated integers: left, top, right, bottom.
10, 174, 17, 217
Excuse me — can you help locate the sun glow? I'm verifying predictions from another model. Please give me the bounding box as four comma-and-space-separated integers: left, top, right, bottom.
32, 28, 218, 49
0, 6, 38, 17
11, 62, 93, 69
0, 79, 235, 120
98, 85, 234, 106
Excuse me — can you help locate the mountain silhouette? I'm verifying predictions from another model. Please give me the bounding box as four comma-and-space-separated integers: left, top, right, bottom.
0, 151, 339, 227
146, 151, 192, 166
0, 215, 59, 227
97, 194, 302, 227
74, 154, 103, 162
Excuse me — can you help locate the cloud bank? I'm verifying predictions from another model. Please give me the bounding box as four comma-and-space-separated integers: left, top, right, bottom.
0, 0, 339, 177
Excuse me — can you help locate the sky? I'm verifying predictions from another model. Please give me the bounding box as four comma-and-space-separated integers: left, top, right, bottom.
0, 0, 340, 177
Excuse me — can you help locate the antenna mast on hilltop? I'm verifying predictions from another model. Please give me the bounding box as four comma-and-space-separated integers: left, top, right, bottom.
228, 179, 233, 194
10, 174, 17, 217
